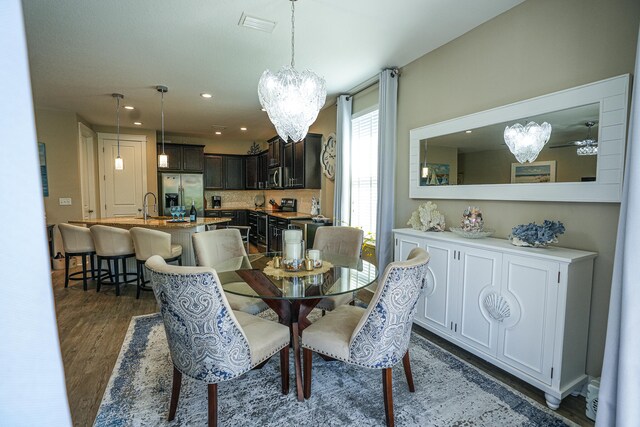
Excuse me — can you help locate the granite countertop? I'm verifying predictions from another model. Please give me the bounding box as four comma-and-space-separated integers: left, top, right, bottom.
69, 216, 231, 229
204, 206, 313, 220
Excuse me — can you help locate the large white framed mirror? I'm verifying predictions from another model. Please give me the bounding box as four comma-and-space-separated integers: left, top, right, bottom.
409, 74, 630, 202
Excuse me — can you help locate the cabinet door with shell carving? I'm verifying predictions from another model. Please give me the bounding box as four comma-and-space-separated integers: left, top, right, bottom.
497, 254, 559, 385
457, 246, 502, 357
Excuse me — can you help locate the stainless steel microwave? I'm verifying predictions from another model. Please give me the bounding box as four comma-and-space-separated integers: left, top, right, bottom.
268, 167, 282, 189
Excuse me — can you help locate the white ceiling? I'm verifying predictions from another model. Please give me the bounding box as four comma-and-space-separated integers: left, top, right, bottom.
22, 0, 525, 143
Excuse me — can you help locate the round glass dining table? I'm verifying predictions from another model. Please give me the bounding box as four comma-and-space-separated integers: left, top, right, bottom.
213, 252, 378, 401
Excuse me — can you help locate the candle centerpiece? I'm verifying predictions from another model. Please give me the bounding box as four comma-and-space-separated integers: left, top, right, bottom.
282, 229, 304, 271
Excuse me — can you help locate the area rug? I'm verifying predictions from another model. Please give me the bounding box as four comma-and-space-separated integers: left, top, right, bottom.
94, 313, 576, 426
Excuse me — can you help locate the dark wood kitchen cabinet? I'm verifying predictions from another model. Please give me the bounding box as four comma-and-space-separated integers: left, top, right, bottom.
245, 155, 258, 189
156, 142, 204, 172
246, 151, 268, 189
182, 146, 204, 172
258, 151, 268, 189
204, 155, 223, 189
267, 136, 282, 167
223, 156, 245, 190
281, 133, 322, 189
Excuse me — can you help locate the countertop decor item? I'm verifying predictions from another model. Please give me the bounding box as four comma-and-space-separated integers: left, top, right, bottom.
247, 141, 261, 155
407, 201, 445, 232
509, 220, 565, 247
460, 206, 484, 232
449, 227, 495, 239
449, 206, 493, 238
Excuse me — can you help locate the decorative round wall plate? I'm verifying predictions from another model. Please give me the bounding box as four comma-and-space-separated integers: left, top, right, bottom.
321, 133, 336, 180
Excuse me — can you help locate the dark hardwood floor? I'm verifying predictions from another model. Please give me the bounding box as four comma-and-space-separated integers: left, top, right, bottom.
52, 251, 593, 426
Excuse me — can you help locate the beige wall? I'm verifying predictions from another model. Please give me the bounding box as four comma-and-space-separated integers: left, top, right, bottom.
353, 84, 379, 115
396, 0, 640, 375
309, 103, 337, 217
35, 109, 83, 224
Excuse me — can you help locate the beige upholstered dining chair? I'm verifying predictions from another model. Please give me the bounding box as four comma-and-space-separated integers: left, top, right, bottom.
312, 226, 364, 312
145, 256, 290, 427
301, 247, 430, 427
192, 228, 268, 315
129, 227, 182, 299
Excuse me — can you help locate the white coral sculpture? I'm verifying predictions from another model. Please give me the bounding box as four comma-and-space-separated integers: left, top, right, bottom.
407, 201, 446, 232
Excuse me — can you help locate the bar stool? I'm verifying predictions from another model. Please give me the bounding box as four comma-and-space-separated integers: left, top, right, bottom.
129, 227, 183, 299
58, 223, 100, 291
90, 225, 137, 296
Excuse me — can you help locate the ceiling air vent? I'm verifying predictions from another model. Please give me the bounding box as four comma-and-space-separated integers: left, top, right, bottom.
238, 13, 276, 33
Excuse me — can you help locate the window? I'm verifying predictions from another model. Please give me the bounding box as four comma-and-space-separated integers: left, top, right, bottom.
350, 107, 378, 239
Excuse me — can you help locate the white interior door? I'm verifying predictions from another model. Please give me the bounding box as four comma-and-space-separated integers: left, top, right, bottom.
78, 123, 97, 219
98, 133, 147, 217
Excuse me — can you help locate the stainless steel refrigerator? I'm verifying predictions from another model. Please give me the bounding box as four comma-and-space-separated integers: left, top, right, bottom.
160, 173, 204, 217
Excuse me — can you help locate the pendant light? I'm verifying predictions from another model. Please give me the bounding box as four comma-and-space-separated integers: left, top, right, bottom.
258, 0, 326, 142
112, 93, 124, 170
157, 85, 169, 168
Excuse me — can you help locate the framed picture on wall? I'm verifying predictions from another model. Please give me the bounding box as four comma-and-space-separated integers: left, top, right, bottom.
38, 142, 49, 197
511, 160, 556, 184
420, 163, 450, 186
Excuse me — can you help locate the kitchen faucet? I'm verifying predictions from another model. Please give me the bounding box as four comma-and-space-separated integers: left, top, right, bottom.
143, 192, 157, 221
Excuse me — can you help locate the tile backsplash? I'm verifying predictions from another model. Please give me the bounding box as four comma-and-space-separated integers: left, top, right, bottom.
204, 189, 320, 214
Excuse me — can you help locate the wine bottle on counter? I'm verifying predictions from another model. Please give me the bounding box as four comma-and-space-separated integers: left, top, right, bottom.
190, 200, 197, 222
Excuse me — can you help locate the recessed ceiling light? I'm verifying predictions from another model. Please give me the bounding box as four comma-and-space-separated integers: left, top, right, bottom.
200, 93, 213, 99
215, 131, 222, 135
133, 121, 142, 126
124, 105, 134, 110
261, 108, 266, 112
238, 12, 276, 33
240, 127, 247, 131
465, 130, 472, 134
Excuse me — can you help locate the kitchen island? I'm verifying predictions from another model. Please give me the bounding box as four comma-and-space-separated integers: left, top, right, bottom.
69, 216, 231, 266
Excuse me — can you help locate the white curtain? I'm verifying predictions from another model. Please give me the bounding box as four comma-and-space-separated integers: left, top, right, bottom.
375, 69, 399, 271
596, 26, 640, 427
333, 94, 352, 225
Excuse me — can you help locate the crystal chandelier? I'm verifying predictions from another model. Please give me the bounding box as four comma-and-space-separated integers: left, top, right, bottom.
575, 121, 597, 156
258, 0, 326, 142
157, 85, 169, 168
112, 93, 124, 170
577, 145, 598, 156
503, 121, 552, 163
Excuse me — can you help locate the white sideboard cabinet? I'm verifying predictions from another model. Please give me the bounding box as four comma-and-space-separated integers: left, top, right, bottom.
393, 228, 596, 409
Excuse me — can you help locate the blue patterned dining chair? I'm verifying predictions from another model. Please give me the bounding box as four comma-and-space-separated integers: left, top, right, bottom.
301, 247, 430, 427
192, 228, 269, 315
145, 255, 290, 427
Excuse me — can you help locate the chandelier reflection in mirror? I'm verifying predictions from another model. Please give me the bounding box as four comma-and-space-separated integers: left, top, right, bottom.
576, 121, 598, 156
503, 121, 552, 163
258, 0, 326, 142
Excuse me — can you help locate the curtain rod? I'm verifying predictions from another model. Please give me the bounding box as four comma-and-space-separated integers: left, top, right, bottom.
343, 67, 399, 100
